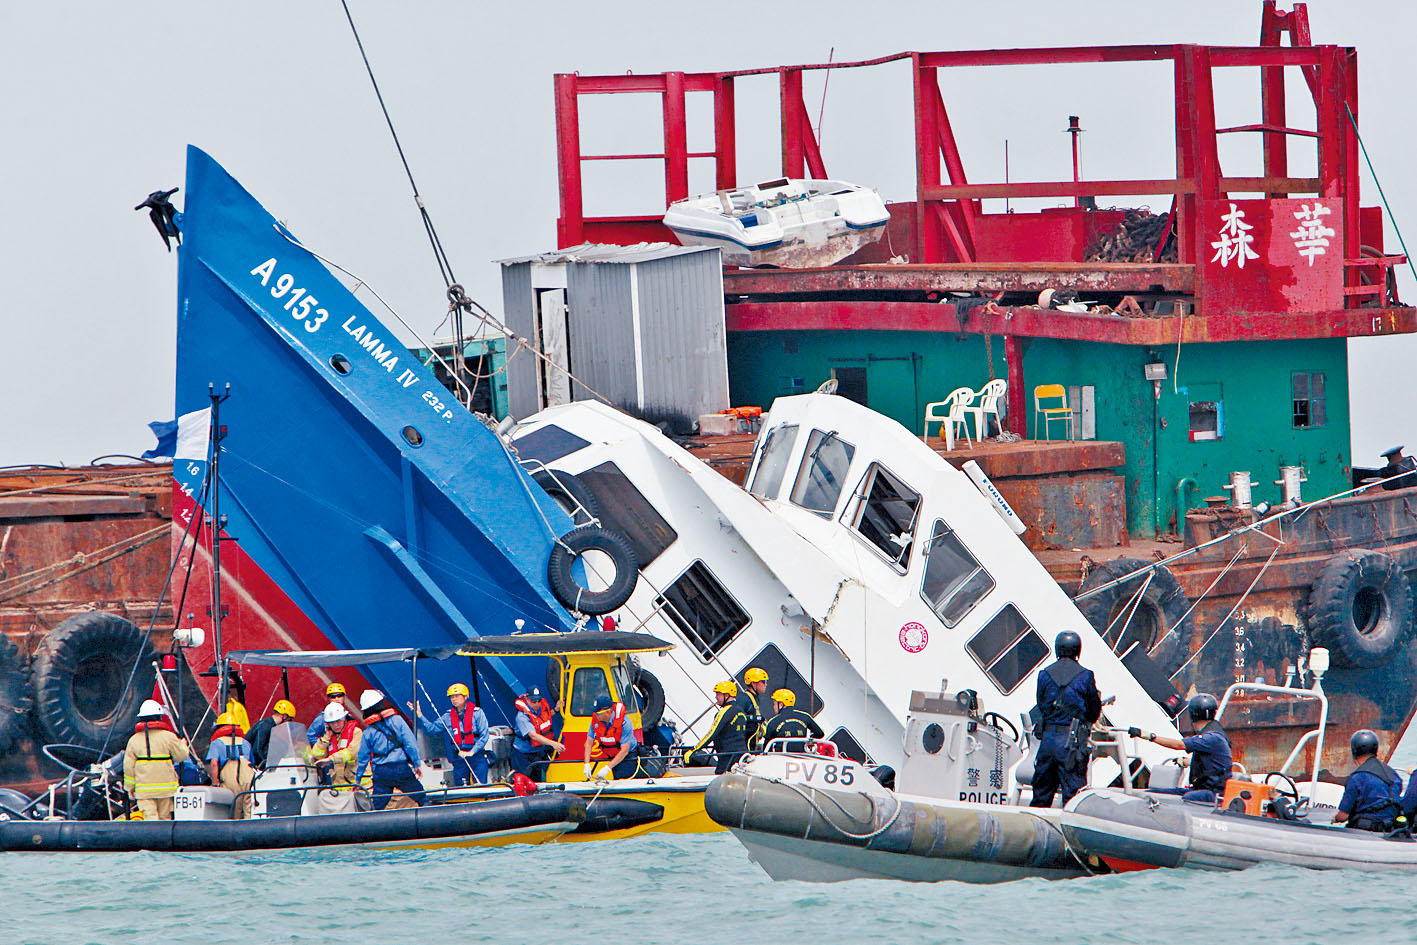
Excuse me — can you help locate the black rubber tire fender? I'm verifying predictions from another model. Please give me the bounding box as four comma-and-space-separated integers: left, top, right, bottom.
546, 525, 638, 616
31, 612, 155, 750
1307, 550, 1414, 668
0, 633, 32, 756
532, 468, 599, 527
631, 665, 665, 731
1076, 557, 1192, 671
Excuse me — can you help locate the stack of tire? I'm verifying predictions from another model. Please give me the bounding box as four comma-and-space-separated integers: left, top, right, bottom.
0, 612, 156, 758
1306, 550, 1414, 668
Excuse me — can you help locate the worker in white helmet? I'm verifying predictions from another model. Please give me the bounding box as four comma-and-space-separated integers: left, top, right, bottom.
122, 699, 189, 821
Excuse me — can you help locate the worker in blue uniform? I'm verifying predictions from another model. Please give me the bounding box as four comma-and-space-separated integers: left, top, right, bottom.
407, 683, 491, 785
306, 682, 352, 745
354, 690, 426, 810
1131, 692, 1232, 804
1029, 630, 1102, 808
1335, 729, 1404, 832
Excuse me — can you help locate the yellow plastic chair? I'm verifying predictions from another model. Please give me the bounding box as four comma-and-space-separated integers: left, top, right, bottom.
963, 378, 1008, 441
1033, 384, 1074, 441
923, 387, 976, 450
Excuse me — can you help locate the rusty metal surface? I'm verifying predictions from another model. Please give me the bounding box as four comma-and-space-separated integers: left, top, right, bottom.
723, 261, 1196, 297
996, 474, 1128, 551
929, 437, 1126, 478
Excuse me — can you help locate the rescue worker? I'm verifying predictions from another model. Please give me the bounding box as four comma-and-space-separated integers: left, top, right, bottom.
1334, 729, 1404, 831
1131, 692, 1232, 804
511, 686, 564, 781
762, 689, 823, 745
306, 682, 353, 745
408, 683, 491, 786
354, 690, 426, 810
583, 694, 644, 780
244, 699, 296, 769
205, 711, 255, 819
683, 680, 751, 774
309, 702, 363, 791
122, 699, 189, 821
1029, 631, 1102, 808
1378, 446, 1417, 491
738, 667, 769, 748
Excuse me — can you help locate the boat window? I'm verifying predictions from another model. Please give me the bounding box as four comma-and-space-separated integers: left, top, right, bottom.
569, 666, 612, 717
827, 728, 871, 765
738, 643, 822, 715
919, 519, 995, 626
512, 424, 591, 466
655, 561, 751, 662
574, 462, 678, 567
965, 604, 1049, 694
748, 424, 798, 500
1292, 372, 1326, 428
851, 464, 920, 570
610, 659, 642, 716
790, 430, 855, 515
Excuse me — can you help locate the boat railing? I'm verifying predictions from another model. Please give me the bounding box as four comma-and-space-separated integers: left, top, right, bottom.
1217, 680, 1328, 788
1090, 727, 1142, 795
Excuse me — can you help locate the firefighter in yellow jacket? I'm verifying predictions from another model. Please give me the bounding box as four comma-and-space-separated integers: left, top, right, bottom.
309, 702, 363, 790
205, 711, 256, 819
123, 699, 190, 821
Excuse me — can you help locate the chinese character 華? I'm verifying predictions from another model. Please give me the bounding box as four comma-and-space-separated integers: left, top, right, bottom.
1290, 202, 1335, 266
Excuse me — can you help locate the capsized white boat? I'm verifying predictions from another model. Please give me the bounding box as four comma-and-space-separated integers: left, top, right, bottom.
662, 178, 888, 267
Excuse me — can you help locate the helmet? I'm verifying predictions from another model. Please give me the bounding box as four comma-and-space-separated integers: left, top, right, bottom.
1054, 631, 1082, 659
1188, 693, 1219, 722
1351, 729, 1380, 758
771, 688, 796, 707
137, 699, 165, 719
273, 699, 297, 719
713, 680, 738, 696
215, 712, 237, 727
592, 695, 613, 713
447, 683, 470, 698
325, 683, 346, 698
359, 690, 384, 711
323, 702, 349, 723
744, 668, 769, 684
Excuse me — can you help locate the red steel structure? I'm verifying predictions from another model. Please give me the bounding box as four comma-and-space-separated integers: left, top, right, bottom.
553, 3, 1414, 433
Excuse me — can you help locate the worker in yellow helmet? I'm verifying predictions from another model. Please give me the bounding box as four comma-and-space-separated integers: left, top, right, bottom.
306, 681, 354, 746
244, 698, 297, 769
683, 680, 750, 774
205, 711, 256, 818
738, 667, 770, 748
407, 682, 490, 785
762, 688, 823, 746
122, 700, 189, 821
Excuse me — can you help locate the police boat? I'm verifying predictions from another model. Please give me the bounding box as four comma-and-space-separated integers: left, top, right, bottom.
661, 177, 888, 267
705, 681, 1179, 883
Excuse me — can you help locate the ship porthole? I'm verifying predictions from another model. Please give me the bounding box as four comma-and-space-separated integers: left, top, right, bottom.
401, 425, 423, 447
329, 354, 351, 375
921, 722, 945, 754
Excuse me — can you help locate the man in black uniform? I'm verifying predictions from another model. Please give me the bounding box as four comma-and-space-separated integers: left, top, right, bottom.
738, 667, 770, 749
1335, 729, 1403, 831
683, 680, 751, 774
1131, 692, 1232, 804
762, 689, 824, 745
1029, 630, 1102, 808
1378, 446, 1417, 491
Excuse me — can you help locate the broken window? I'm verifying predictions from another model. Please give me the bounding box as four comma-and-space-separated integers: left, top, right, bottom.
656, 561, 751, 662
1292, 372, 1326, 428
575, 462, 678, 568
919, 519, 995, 626
965, 604, 1049, 694
1188, 401, 1223, 441
851, 464, 920, 570
790, 429, 855, 515
748, 424, 798, 500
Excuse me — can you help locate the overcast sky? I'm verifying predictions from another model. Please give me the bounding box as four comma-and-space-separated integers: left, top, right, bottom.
3, 1, 1413, 468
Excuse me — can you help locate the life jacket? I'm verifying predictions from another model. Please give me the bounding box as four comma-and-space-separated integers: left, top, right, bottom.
326, 720, 358, 757
128, 722, 182, 797
516, 697, 554, 736
211, 731, 252, 766
589, 702, 627, 759
447, 703, 483, 750
135, 719, 176, 737
1188, 719, 1232, 793
1350, 756, 1403, 824
363, 706, 399, 726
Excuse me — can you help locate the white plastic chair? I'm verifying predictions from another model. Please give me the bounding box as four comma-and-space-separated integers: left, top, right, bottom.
922, 387, 976, 450
962, 378, 1007, 441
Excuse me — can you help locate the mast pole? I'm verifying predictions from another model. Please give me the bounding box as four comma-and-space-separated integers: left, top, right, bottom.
209, 383, 232, 711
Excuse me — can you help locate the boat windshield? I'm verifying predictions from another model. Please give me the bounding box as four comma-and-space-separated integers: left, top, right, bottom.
790, 430, 855, 515
749, 424, 797, 499
610, 659, 643, 716
268, 721, 310, 764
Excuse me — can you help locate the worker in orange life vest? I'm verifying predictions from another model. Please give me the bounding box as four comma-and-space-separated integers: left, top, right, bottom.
205, 711, 255, 819
511, 686, 564, 781
583, 695, 643, 781
408, 683, 490, 785
309, 702, 363, 790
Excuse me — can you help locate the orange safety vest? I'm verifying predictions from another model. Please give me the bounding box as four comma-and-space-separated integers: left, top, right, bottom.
515, 697, 554, 736
326, 720, 359, 756
363, 706, 399, 726
589, 702, 627, 760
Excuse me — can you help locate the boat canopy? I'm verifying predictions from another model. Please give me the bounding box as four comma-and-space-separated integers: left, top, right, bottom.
227, 647, 455, 668
455, 631, 673, 657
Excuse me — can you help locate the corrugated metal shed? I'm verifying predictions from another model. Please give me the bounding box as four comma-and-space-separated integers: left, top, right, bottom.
499, 243, 728, 432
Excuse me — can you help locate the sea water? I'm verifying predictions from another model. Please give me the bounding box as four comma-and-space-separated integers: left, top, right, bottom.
7, 831, 1415, 945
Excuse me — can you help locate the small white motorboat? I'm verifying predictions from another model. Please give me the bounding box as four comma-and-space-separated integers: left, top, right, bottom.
662, 178, 889, 267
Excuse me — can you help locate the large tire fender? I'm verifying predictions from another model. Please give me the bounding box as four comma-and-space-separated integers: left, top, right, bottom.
0, 635, 32, 756
1075, 557, 1192, 670
1307, 550, 1414, 668
547, 526, 638, 616
531, 469, 599, 527
631, 665, 665, 731
31, 612, 155, 750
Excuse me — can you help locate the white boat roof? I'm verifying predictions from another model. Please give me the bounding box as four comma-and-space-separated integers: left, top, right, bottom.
496, 242, 717, 266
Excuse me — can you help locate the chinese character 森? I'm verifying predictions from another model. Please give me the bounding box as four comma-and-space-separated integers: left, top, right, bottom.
1211, 202, 1260, 269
